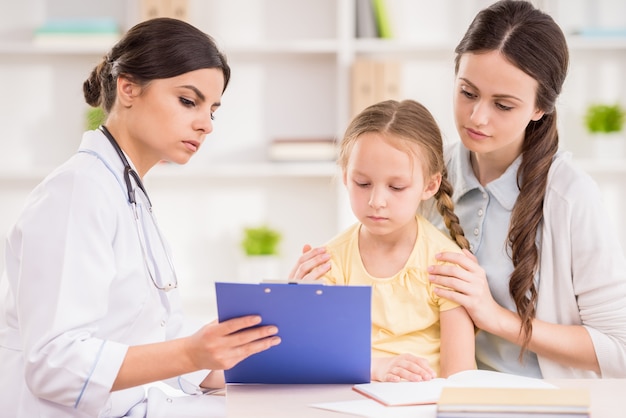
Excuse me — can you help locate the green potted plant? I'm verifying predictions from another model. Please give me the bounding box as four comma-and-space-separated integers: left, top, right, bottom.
584, 103, 625, 159
238, 225, 282, 282
241, 225, 282, 256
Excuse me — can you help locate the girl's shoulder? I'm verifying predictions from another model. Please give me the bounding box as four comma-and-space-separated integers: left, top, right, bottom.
324, 222, 360, 248
415, 215, 464, 256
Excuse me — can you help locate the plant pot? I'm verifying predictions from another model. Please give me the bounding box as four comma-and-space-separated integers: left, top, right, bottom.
591, 132, 625, 160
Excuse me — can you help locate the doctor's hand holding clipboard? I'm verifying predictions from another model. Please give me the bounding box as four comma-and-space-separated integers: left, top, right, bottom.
0, 18, 279, 418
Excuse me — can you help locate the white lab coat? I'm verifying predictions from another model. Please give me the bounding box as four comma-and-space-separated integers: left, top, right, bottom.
0, 130, 218, 417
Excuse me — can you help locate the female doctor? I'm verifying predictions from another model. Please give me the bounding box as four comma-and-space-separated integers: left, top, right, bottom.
0, 18, 280, 417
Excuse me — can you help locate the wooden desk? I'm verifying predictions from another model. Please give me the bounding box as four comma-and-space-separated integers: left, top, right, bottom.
225, 379, 625, 417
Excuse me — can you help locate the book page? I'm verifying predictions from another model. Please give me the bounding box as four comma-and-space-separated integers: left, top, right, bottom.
445, 370, 556, 389
353, 379, 448, 406
352, 370, 555, 406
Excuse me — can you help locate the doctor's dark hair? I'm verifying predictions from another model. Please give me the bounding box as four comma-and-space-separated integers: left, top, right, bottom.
339, 99, 470, 251
454, 0, 569, 357
83, 17, 230, 112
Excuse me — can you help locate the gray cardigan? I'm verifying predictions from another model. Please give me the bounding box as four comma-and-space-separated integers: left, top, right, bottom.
535, 152, 626, 377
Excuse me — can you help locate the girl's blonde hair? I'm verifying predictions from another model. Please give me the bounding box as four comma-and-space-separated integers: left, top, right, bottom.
339, 99, 469, 250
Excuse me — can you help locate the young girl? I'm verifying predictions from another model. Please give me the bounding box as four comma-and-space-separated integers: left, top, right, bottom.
315, 99, 475, 382
0, 18, 279, 417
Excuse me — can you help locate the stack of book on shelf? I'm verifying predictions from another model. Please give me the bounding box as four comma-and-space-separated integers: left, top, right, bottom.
33, 17, 121, 48
355, 0, 393, 39
351, 58, 402, 118
436, 386, 591, 418
140, 0, 189, 21
352, 0, 404, 117
574, 27, 626, 38
267, 138, 337, 162
356, 0, 452, 44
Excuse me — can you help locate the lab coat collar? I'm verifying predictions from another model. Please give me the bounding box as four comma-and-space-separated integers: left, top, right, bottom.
78, 129, 148, 203
79, 129, 141, 177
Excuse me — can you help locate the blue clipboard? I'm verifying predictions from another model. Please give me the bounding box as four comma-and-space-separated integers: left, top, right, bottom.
215, 281, 371, 384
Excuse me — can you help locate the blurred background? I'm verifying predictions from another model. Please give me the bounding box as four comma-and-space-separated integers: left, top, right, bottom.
0, 0, 624, 319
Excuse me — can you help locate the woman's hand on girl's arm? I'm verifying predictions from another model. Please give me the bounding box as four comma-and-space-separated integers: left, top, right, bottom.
371, 354, 436, 382
428, 249, 506, 332
430, 250, 600, 373
288, 244, 331, 281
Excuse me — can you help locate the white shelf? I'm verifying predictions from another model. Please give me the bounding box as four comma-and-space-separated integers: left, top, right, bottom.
351, 36, 626, 56
148, 161, 339, 179
0, 40, 343, 57
0, 40, 113, 56
0, 170, 48, 183
0, 161, 339, 182
3, 159, 623, 182
353, 38, 457, 55
221, 40, 341, 55
574, 158, 626, 174
568, 36, 626, 51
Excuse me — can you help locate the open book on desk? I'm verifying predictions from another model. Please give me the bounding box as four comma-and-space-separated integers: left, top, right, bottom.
353, 369, 556, 406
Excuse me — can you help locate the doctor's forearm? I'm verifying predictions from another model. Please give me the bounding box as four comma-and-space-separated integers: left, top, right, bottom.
111, 339, 196, 391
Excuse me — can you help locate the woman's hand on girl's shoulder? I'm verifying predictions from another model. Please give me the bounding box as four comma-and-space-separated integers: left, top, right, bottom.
288, 244, 331, 281
427, 249, 500, 331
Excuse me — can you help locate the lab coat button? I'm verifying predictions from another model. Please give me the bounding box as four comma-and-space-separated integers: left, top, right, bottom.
477, 209, 484, 216
160, 320, 166, 327
473, 228, 479, 236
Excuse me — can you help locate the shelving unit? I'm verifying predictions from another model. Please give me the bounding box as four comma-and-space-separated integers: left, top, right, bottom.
1, 0, 625, 319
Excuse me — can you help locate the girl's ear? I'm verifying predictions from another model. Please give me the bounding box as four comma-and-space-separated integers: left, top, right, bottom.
421, 173, 442, 200
116, 75, 140, 108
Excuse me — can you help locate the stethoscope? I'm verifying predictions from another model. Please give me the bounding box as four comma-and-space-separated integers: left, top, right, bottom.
100, 125, 178, 292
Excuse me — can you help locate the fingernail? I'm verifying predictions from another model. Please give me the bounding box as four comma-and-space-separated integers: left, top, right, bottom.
427, 266, 434, 272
